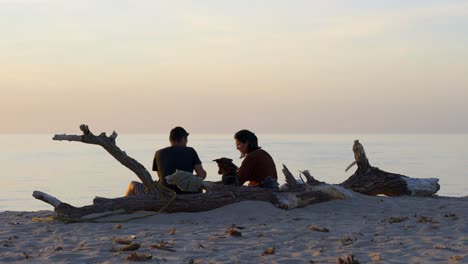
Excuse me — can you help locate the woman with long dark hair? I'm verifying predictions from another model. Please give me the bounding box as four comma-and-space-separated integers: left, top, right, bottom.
234, 130, 278, 189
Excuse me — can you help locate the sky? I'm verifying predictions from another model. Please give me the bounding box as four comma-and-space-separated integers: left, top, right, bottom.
1, 0, 467, 134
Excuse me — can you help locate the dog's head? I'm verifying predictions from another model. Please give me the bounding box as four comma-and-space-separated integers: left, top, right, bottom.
213, 157, 238, 175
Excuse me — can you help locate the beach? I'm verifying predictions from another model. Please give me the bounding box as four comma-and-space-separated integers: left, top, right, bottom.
1, 194, 466, 263
2, 1, 468, 263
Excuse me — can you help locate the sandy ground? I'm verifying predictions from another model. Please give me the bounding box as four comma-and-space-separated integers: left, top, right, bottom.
1, 194, 467, 264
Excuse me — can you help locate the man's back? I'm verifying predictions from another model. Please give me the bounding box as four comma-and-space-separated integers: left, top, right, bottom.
153, 146, 202, 188
124, 126, 206, 196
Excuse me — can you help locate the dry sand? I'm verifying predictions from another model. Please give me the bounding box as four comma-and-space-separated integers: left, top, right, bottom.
1, 194, 467, 263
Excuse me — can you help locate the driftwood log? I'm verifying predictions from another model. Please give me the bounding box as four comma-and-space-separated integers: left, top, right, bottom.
341, 140, 440, 196
33, 125, 439, 221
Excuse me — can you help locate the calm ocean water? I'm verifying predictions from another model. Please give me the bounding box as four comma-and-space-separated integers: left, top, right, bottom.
1, 134, 467, 212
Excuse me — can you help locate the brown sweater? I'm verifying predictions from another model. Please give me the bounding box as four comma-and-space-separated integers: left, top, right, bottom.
238, 148, 278, 187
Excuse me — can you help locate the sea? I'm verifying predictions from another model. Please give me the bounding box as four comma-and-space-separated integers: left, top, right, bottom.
1, 134, 467, 212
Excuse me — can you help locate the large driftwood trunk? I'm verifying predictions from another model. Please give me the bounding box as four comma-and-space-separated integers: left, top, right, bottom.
33, 126, 439, 221
340, 140, 440, 196
33, 183, 342, 220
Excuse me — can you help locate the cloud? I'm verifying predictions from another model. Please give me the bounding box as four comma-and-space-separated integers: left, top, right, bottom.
315, 2, 468, 39
0, 0, 55, 3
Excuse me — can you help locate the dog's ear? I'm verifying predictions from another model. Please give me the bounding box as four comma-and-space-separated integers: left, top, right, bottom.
213, 157, 233, 163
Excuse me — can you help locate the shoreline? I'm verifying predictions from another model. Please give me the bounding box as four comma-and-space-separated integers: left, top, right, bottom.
1, 195, 467, 263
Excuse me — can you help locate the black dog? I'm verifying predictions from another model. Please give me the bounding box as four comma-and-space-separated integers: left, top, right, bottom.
213, 157, 239, 186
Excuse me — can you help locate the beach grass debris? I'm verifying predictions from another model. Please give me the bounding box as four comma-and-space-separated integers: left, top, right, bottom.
449, 255, 463, 262
208, 234, 219, 241
340, 236, 357, 246
114, 237, 133, 245
308, 225, 330, 232
417, 216, 438, 224
151, 241, 176, 252
444, 213, 460, 220
337, 254, 360, 264
125, 252, 152, 261
230, 224, 246, 229
169, 227, 176, 235
226, 226, 242, 237
2, 240, 14, 247
118, 243, 141, 252
434, 245, 452, 251
369, 252, 382, 262
188, 258, 203, 264
386, 216, 409, 224
31, 216, 55, 223
2, 235, 19, 247
261, 247, 275, 256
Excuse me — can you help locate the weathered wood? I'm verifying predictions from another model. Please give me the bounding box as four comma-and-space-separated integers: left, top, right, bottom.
36, 184, 345, 219
53, 125, 155, 190
32, 126, 440, 220
353, 139, 371, 173
32, 191, 63, 208
282, 164, 303, 190
30, 125, 345, 219
300, 170, 323, 186
80, 209, 126, 221
340, 140, 440, 196
341, 167, 412, 196
344, 140, 370, 174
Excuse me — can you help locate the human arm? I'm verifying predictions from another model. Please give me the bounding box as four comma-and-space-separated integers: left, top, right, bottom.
152, 151, 159, 172
237, 156, 254, 186
194, 164, 207, 179
152, 150, 166, 184
192, 148, 206, 179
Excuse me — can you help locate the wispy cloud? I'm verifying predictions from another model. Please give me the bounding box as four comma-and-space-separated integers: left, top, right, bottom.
315, 2, 468, 39
0, 0, 56, 3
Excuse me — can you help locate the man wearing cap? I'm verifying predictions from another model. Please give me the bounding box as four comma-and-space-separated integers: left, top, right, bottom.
125, 126, 207, 195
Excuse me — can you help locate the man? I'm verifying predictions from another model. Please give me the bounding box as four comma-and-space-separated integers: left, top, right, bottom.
125, 126, 207, 196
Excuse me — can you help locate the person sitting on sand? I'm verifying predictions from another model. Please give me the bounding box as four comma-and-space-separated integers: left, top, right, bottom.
234, 129, 279, 190
125, 126, 207, 196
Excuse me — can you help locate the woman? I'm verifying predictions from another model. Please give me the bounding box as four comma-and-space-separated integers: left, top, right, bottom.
234, 129, 279, 189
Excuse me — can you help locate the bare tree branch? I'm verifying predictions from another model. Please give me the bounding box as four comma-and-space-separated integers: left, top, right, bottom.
52, 124, 155, 190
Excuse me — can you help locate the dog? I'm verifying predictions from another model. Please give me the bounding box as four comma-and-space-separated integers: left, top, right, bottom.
213, 157, 239, 186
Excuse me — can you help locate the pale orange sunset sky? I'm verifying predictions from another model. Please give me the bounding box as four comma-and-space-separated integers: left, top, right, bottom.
1, 1, 467, 134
